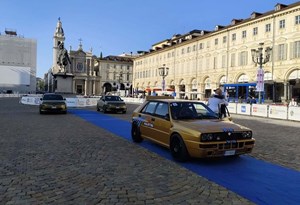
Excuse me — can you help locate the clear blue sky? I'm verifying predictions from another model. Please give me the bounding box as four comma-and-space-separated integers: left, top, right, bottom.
0, 0, 298, 78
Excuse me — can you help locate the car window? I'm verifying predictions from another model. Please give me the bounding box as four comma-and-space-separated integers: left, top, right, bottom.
141, 101, 157, 115
105, 96, 120, 101
154, 102, 169, 118
170, 102, 197, 120
43, 94, 63, 101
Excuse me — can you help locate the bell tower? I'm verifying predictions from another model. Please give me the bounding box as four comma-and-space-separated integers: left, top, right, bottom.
52, 18, 65, 74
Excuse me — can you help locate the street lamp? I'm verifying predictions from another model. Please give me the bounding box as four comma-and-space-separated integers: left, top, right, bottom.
158, 64, 169, 93
251, 43, 272, 103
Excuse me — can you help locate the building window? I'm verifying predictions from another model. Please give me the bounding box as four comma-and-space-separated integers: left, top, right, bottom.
253, 27, 258, 36
278, 44, 286, 60
242, 30, 247, 38
239, 51, 248, 66
181, 48, 185, 54
199, 43, 204, 49
294, 41, 300, 58
213, 57, 217, 69
279, 19, 285, 29
232, 33, 236, 41
214, 38, 218, 45
221, 55, 226, 68
223, 36, 227, 44
230, 53, 236, 67
193, 44, 197, 51
187, 47, 191, 53
265, 24, 271, 32
296, 15, 300, 25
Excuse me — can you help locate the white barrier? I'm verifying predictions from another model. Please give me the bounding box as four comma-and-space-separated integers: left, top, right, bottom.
268, 105, 288, 120
20, 96, 300, 122
227, 103, 237, 114
288, 106, 300, 122
236, 104, 251, 115
251, 104, 269, 118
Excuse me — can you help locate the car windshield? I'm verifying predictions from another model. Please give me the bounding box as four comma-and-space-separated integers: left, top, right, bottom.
104, 96, 122, 101
43, 94, 63, 101
170, 102, 218, 120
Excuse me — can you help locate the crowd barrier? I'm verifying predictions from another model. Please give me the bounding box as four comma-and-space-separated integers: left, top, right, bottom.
19, 96, 300, 122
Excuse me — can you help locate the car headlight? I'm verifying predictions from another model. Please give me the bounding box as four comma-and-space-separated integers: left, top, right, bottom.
201, 133, 214, 142
242, 131, 252, 139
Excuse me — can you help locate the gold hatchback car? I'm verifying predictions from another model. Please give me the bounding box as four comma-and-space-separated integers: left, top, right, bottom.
131, 96, 255, 162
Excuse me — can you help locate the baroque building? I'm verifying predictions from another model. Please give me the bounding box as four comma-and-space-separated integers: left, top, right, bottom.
133, 2, 300, 103
95, 54, 134, 97
46, 19, 135, 96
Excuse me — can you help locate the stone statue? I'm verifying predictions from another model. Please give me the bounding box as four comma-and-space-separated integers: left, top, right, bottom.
57, 42, 71, 73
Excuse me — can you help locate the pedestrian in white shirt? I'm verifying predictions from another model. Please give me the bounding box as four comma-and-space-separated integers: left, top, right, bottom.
289, 98, 298, 106
208, 88, 228, 116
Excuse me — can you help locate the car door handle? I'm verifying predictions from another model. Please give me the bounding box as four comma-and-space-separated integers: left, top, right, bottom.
151, 118, 155, 121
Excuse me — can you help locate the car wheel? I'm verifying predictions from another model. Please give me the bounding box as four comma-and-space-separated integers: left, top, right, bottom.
39, 109, 43, 114
103, 106, 107, 113
170, 134, 189, 162
122, 110, 126, 114
96, 105, 100, 111
131, 122, 143, 143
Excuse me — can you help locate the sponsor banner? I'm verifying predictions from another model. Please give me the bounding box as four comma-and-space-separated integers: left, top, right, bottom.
65, 98, 77, 107
236, 104, 251, 115
77, 98, 86, 107
251, 104, 268, 117
269, 105, 288, 120
20, 96, 40, 105
288, 106, 300, 121
227, 103, 237, 114
85, 98, 98, 106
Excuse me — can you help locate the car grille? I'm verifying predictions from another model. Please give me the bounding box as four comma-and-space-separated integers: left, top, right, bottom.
213, 132, 248, 141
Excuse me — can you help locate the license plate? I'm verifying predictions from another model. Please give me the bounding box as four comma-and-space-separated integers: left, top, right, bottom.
52, 106, 57, 109
224, 150, 236, 156
116, 107, 119, 109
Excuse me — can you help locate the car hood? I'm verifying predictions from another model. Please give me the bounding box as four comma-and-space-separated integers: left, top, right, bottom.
41, 100, 66, 104
173, 119, 250, 132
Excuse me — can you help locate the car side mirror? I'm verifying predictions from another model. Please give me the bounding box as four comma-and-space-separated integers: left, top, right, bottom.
63, 98, 66, 100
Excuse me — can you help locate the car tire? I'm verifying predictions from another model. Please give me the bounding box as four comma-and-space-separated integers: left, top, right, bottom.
131, 122, 143, 143
103, 106, 107, 113
122, 110, 126, 114
96, 105, 100, 111
39, 109, 43, 114
170, 134, 189, 162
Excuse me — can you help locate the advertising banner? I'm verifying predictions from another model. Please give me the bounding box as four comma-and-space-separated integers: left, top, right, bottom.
288, 106, 300, 121
251, 104, 268, 117
66, 98, 77, 107
268, 105, 288, 120
256, 68, 264, 92
236, 104, 251, 115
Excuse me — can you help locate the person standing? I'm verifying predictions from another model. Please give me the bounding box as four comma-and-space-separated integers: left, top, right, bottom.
207, 88, 228, 117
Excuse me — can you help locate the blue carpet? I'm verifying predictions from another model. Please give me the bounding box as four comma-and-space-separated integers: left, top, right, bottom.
70, 109, 300, 205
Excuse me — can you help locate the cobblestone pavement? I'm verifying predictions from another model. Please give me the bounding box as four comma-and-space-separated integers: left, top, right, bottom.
0, 98, 299, 204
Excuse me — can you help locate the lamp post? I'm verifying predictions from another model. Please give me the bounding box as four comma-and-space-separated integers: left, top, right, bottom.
251, 43, 272, 103
158, 64, 169, 93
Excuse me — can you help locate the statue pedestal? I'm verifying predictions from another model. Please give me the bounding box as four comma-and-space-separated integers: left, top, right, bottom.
53, 72, 74, 94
